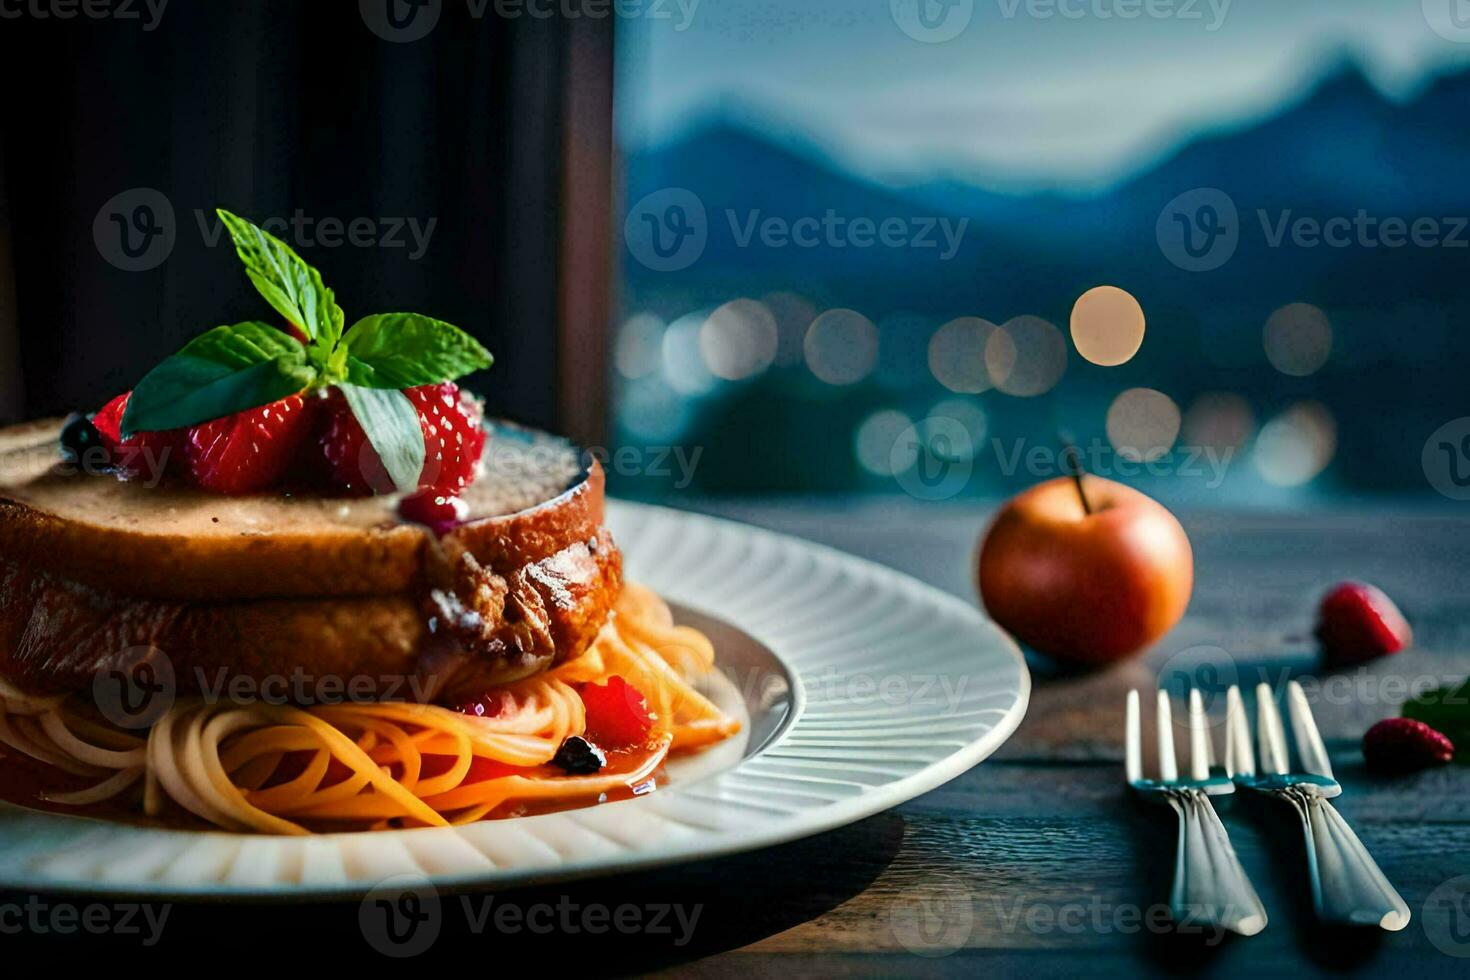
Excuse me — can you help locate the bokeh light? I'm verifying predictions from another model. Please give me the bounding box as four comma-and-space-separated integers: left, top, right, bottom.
620, 377, 693, 443
1106, 387, 1181, 462
1070, 285, 1146, 366
761, 290, 817, 367
1183, 392, 1256, 453
805, 308, 879, 385
661, 310, 717, 395
988, 315, 1067, 397
854, 409, 915, 476
614, 312, 665, 380
1263, 303, 1333, 377
1254, 401, 1337, 486
929, 317, 1000, 393
699, 298, 778, 381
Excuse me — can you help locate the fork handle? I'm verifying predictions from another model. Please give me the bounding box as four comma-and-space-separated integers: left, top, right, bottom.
1165, 789, 1268, 936
1277, 789, 1410, 930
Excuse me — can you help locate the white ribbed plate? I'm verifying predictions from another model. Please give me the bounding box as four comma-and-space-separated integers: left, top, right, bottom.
0, 501, 1029, 897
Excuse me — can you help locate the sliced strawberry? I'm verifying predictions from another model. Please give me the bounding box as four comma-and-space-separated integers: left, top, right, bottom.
1316, 581, 1413, 667
92, 392, 184, 482
320, 381, 487, 496
578, 676, 655, 749
184, 394, 316, 494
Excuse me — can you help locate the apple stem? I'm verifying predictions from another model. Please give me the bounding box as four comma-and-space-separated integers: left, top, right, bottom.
1064, 443, 1093, 515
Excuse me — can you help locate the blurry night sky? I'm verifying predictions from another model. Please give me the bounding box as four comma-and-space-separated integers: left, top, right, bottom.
610, 1, 1470, 506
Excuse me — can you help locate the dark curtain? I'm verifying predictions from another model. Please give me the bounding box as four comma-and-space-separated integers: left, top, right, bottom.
0, 0, 607, 435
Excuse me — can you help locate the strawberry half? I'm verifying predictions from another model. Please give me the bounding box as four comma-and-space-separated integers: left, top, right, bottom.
184, 394, 316, 494
1316, 581, 1413, 667
578, 676, 655, 749
92, 392, 184, 482
320, 382, 486, 496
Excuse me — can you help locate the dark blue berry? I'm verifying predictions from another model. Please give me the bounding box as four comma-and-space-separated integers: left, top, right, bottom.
59, 413, 109, 466
552, 735, 606, 775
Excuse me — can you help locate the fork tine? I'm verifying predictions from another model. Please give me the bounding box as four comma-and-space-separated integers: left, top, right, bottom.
1188, 688, 1209, 781
1125, 689, 1143, 783
1225, 685, 1254, 776
1256, 682, 1290, 774
1157, 690, 1178, 781
1286, 680, 1334, 779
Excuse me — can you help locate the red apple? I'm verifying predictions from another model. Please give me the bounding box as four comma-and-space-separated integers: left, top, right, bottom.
978, 475, 1193, 665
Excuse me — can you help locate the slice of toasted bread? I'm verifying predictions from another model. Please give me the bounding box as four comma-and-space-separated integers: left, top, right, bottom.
0, 418, 594, 600
0, 419, 621, 701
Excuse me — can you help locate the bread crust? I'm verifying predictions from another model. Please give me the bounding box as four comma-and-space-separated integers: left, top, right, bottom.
0, 422, 621, 703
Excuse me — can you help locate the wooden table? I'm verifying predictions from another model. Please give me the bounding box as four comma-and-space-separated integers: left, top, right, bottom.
7, 498, 1469, 973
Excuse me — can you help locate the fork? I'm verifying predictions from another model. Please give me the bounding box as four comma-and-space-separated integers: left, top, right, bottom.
1227, 681, 1410, 931
1126, 687, 1268, 936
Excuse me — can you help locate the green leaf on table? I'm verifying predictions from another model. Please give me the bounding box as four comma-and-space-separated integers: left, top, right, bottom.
121, 322, 316, 436
217, 208, 345, 349
338, 384, 426, 494
341, 313, 493, 389
1402, 678, 1470, 762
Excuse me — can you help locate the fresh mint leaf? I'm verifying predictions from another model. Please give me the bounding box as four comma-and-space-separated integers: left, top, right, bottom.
338, 384, 426, 493
341, 313, 493, 388
217, 209, 345, 349
121, 322, 316, 436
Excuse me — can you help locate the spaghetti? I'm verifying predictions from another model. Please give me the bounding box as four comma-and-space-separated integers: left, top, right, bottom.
0, 583, 740, 834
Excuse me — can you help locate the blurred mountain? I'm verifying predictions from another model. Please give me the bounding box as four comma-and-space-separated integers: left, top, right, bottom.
621, 59, 1470, 495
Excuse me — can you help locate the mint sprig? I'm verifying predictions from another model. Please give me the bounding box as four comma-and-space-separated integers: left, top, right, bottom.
121, 322, 317, 437
120, 209, 494, 492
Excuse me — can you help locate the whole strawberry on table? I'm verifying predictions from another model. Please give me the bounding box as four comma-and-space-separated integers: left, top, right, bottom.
67, 209, 492, 513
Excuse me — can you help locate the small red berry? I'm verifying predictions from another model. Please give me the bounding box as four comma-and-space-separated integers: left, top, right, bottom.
1316, 582, 1412, 667
578, 675, 655, 749
398, 489, 468, 535
184, 394, 316, 494
92, 392, 184, 482
1362, 718, 1454, 774
320, 382, 486, 496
